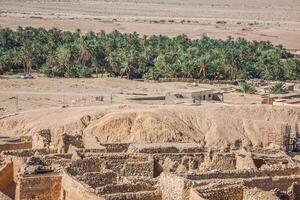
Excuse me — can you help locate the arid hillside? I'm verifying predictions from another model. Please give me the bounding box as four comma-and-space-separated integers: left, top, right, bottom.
0, 104, 299, 149
0, 0, 300, 49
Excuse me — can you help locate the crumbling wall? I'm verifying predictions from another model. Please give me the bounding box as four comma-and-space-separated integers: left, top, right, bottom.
153, 154, 205, 175
66, 157, 103, 176
15, 174, 62, 200
128, 143, 204, 154
0, 142, 32, 153
244, 176, 300, 192
203, 152, 236, 171
77, 172, 117, 189
0, 161, 13, 191
243, 188, 280, 200
0, 191, 12, 200
160, 173, 190, 200
97, 182, 156, 195
62, 173, 105, 200
186, 166, 300, 180
101, 143, 130, 153
195, 184, 243, 200
103, 190, 161, 200
32, 129, 51, 149
60, 133, 84, 153
121, 160, 154, 178
235, 153, 257, 170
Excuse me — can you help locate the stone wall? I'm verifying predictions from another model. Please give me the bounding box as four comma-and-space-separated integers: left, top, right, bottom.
97, 182, 156, 195
15, 174, 62, 200
153, 153, 205, 176
0, 142, 32, 153
186, 166, 300, 180
195, 184, 244, 200
244, 176, 300, 192
189, 189, 205, 200
160, 173, 190, 200
101, 143, 130, 153
121, 160, 154, 178
0, 191, 12, 200
103, 190, 161, 200
62, 173, 105, 200
77, 172, 117, 189
0, 161, 13, 192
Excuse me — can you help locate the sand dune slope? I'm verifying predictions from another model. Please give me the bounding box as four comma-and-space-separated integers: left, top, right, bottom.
0, 104, 299, 149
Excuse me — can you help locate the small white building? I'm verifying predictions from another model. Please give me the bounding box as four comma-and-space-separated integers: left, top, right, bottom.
165, 89, 214, 103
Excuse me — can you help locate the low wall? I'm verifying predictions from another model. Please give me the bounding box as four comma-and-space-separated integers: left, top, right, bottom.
0, 142, 32, 153
160, 173, 190, 200
97, 182, 156, 195
77, 172, 117, 189
15, 174, 62, 200
122, 161, 154, 178
189, 189, 205, 200
101, 143, 130, 153
195, 185, 243, 200
186, 167, 300, 180
62, 173, 105, 200
146, 78, 236, 85
0, 161, 14, 192
244, 176, 300, 192
103, 190, 161, 200
0, 191, 12, 200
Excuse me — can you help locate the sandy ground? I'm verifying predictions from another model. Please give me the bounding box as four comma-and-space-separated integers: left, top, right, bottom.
0, 74, 262, 115
0, 74, 299, 150
0, 0, 300, 49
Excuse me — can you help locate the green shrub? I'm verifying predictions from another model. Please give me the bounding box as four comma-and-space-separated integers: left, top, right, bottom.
236, 82, 257, 94
270, 82, 288, 94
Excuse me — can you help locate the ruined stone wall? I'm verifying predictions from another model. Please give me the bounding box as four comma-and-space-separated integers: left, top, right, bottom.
15, 174, 62, 200
203, 153, 236, 171
62, 173, 105, 200
0, 142, 32, 153
77, 172, 117, 189
186, 167, 300, 180
153, 154, 205, 175
103, 190, 161, 200
66, 157, 103, 176
101, 143, 130, 153
122, 160, 154, 178
0, 191, 12, 200
97, 182, 156, 195
160, 173, 190, 200
0, 161, 13, 191
189, 189, 205, 200
195, 185, 243, 200
244, 176, 300, 192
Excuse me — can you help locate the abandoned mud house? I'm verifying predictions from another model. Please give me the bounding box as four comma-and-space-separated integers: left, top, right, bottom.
0, 134, 300, 200
165, 89, 223, 103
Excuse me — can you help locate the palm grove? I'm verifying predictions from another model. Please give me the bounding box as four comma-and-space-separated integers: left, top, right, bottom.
0, 27, 299, 80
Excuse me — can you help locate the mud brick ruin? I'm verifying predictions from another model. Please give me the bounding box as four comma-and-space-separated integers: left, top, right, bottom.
1, 135, 300, 200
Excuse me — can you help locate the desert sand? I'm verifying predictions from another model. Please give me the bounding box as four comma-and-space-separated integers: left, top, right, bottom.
0, 0, 300, 49
0, 75, 299, 150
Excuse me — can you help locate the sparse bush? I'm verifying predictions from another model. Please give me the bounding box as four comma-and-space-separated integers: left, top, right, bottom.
270, 82, 288, 94
237, 83, 257, 94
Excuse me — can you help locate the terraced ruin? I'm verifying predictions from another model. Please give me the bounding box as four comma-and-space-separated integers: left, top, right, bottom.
1, 135, 300, 200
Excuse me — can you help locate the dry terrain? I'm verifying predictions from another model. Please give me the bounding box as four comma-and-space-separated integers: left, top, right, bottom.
0, 0, 300, 49
0, 75, 299, 150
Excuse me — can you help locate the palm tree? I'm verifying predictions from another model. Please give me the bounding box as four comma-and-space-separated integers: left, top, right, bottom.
237, 82, 257, 94
270, 82, 288, 94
